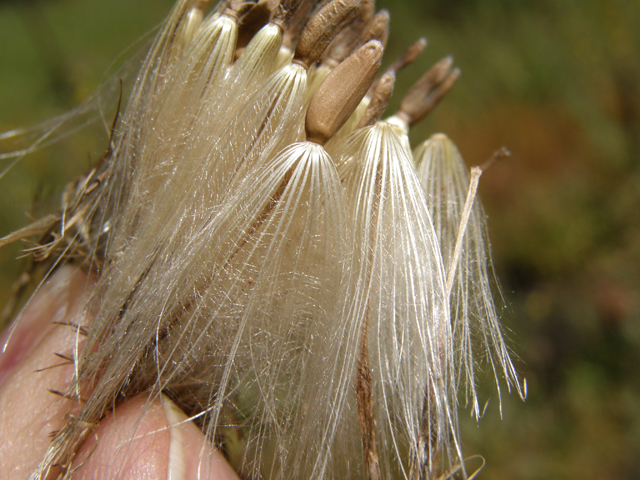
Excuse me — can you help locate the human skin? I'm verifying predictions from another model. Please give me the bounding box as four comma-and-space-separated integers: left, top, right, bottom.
0, 266, 239, 480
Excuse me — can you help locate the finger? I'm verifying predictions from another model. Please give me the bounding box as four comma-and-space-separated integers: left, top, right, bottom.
72, 395, 239, 480
0, 266, 95, 478
0, 266, 93, 386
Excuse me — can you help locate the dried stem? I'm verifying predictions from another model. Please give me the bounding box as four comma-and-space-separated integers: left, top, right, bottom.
356, 161, 382, 480
445, 147, 510, 299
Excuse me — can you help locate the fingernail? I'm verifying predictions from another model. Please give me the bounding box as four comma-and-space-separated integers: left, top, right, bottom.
162, 395, 240, 480
162, 395, 188, 480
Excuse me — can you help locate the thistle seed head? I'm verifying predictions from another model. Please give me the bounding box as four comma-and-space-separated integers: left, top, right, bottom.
0, 1, 523, 478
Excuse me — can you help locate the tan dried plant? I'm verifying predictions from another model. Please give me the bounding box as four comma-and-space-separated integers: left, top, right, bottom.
0, 0, 525, 478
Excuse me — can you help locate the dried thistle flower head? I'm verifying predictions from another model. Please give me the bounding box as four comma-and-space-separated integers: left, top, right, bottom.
0, 0, 525, 478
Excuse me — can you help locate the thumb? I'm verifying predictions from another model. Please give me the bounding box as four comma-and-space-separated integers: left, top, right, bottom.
72, 394, 240, 480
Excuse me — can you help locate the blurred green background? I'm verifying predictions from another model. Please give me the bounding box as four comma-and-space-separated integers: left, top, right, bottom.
1, 0, 639, 478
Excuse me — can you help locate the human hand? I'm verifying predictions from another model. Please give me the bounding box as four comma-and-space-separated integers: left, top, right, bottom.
0, 266, 239, 480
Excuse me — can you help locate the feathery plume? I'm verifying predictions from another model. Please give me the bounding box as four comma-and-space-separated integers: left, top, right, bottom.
337, 121, 459, 480
414, 135, 526, 419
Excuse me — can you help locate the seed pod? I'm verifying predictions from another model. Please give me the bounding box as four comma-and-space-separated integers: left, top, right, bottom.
306, 40, 383, 145
294, 0, 361, 68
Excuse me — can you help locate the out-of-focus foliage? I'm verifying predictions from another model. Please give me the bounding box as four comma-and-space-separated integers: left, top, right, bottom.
0, 0, 174, 312
1, 0, 639, 478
